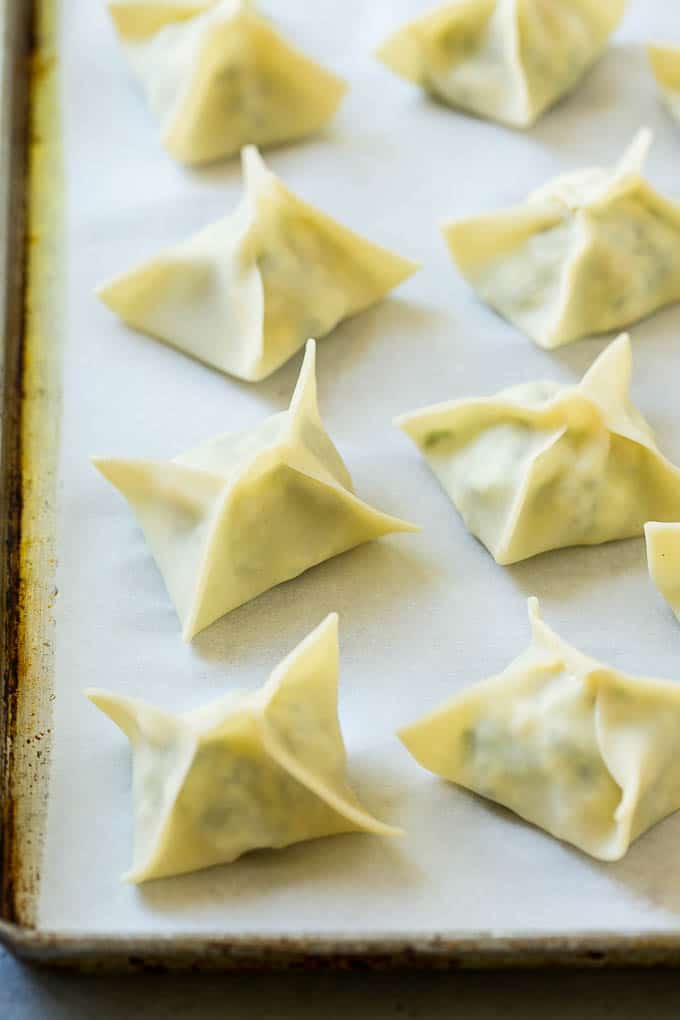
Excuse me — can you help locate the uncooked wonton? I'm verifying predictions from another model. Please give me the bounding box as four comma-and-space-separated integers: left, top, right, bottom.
98, 146, 419, 381
377, 0, 626, 129
444, 130, 680, 349
88, 614, 399, 882
107, 0, 347, 164
395, 335, 680, 565
400, 597, 680, 861
94, 340, 417, 640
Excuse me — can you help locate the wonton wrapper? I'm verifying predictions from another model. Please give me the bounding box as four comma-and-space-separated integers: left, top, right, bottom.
107, 0, 347, 164
395, 335, 680, 565
648, 45, 680, 123
98, 146, 419, 382
443, 130, 680, 349
401, 597, 680, 861
376, 0, 625, 129
88, 614, 399, 882
93, 340, 417, 640
645, 522, 680, 623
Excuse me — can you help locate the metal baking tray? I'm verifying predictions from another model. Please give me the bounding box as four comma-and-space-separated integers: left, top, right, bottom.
5, 0, 680, 971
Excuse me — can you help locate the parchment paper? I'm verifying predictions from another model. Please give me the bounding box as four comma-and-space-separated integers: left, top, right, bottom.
39, 0, 680, 935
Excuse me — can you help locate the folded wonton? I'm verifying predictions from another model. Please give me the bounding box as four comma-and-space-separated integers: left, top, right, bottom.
444, 130, 680, 348
93, 340, 417, 640
376, 0, 625, 129
98, 146, 419, 381
395, 335, 680, 565
400, 597, 680, 861
107, 0, 347, 164
648, 45, 680, 123
87, 614, 399, 882
645, 522, 680, 623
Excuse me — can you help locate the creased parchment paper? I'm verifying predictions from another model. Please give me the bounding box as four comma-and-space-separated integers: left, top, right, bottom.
39, 0, 680, 935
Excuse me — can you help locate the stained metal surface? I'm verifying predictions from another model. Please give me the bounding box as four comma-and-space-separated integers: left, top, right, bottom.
0, 0, 60, 945
9, 930, 680, 974
12, 0, 61, 931
3, 0, 680, 972
0, 0, 36, 931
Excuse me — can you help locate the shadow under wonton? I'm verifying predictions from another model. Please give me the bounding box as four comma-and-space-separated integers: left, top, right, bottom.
190, 537, 438, 670
211, 295, 443, 420
136, 817, 422, 921
528, 43, 650, 151
505, 535, 647, 608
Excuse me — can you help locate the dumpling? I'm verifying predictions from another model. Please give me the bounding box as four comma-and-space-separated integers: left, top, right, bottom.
400, 597, 680, 861
87, 614, 399, 882
645, 522, 680, 623
93, 340, 417, 640
648, 45, 680, 123
106, 0, 347, 164
376, 0, 626, 129
443, 130, 680, 349
98, 146, 419, 382
395, 335, 680, 565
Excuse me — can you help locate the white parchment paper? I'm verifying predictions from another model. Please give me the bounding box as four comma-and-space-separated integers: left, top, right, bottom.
39, 0, 680, 936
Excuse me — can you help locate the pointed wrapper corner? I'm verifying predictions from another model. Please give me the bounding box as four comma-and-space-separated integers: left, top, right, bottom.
375, 24, 424, 85
366, 506, 421, 536
259, 612, 404, 839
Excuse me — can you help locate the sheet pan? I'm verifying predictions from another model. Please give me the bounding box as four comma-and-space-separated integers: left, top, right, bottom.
6, 0, 680, 970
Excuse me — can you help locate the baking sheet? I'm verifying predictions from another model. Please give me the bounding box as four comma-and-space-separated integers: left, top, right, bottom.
38, 0, 680, 937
